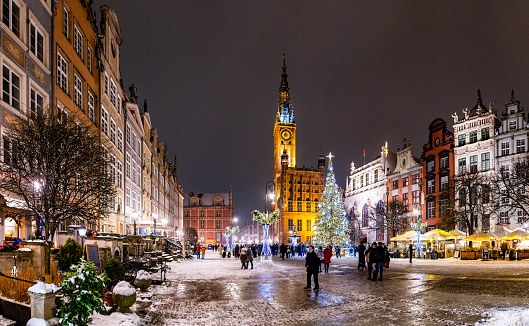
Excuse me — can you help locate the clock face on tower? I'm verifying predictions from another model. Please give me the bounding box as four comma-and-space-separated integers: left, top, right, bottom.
280, 128, 292, 141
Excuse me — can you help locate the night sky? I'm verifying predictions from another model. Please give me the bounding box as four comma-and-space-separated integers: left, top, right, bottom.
93, 1, 529, 223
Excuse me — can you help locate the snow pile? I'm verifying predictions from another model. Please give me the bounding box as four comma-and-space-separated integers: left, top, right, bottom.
17, 247, 31, 252
113, 281, 135, 296
478, 308, 529, 326
255, 260, 286, 271
136, 270, 151, 280
91, 312, 140, 325
27, 281, 60, 294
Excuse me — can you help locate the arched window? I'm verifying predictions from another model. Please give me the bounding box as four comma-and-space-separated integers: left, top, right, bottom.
362, 204, 369, 228
376, 201, 384, 241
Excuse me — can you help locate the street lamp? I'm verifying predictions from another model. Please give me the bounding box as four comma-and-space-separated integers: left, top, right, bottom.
152, 212, 158, 235
78, 227, 86, 255
265, 181, 275, 212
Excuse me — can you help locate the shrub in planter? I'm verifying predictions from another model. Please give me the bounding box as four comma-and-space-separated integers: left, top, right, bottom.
112, 281, 136, 313
135, 270, 152, 292
57, 259, 107, 326
103, 257, 125, 288
58, 238, 82, 271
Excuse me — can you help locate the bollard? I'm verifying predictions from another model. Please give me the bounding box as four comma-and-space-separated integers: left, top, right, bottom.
27, 281, 59, 326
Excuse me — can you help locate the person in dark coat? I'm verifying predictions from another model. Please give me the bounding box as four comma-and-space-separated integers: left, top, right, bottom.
304, 245, 320, 290
280, 243, 286, 259
373, 242, 386, 281
366, 242, 377, 280
357, 241, 366, 270
501, 242, 508, 260
246, 245, 254, 269
409, 244, 413, 263
234, 244, 240, 258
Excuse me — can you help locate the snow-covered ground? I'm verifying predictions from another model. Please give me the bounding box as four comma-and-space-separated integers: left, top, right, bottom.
101, 251, 529, 325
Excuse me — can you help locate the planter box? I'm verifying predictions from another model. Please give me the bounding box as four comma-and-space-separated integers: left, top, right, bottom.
460, 251, 477, 260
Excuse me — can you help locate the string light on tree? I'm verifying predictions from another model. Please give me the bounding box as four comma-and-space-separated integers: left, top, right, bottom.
313, 153, 349, 247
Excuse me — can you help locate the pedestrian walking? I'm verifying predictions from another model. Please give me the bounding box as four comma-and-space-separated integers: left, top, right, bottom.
304, 245, 320, 290
357, 241, 366, 270
280, 243, 286, 260
335, 246, 341, 259
201, 246, 206, 259
501, 242, 508, 260
409, 244, 413, 263
366, 242, 376, 280
323, 244, 332, 273
246, 245, 254, 269
317, 246, 325, 272
384, 245, 390, 268
219, 245, 223, 257
240, 246, 247, 269
235, 244, 240, 259
373, 242, 385, 281
196, 244, 201, 259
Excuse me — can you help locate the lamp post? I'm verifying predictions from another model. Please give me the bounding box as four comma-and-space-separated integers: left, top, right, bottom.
265, 181, 275, 212
152, 212, 158, 235
78, 227, 86, 254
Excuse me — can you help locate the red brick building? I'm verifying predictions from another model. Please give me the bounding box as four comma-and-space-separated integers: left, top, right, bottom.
183, 189, 233, 245
421, 118, 455, 230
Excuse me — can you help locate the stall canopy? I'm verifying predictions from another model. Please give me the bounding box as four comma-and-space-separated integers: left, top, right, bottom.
465, 232, 494, 241
389, 231, 417, 242
422, 229, 453, 240
448, 229, 467, 239
490, 226, 513, 239
502, 229, 529, 240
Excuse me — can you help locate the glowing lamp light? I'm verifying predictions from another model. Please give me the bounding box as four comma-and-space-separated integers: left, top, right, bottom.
78, 228, 87, 237
268, 193, 275, 200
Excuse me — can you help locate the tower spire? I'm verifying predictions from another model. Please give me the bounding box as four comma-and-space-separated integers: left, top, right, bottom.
278, 50, 290, 106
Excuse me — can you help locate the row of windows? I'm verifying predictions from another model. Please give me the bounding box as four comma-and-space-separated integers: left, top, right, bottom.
391, 190, 420, 207
185, 219, 226, 229
184, 210, 226, 218
104, 72, 121, 114
457, 127, 490, 146
458, 152, 490, 174
125, 186, 141, 213
63, 4, 93, 73
58, 52, 97, 123
2, 0, 49, 68
426, 155, 449, 173
287, 201, 319, 212
287, 219, 312, 232
499, 210, 526, 225
392, 173, 420, 189
500, 139, 526, 156
351, 169, 380, 191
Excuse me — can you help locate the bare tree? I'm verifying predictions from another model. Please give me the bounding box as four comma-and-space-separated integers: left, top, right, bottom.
441, 171, 493, 235
0, 109, 116, 273
491, 161, 529, 222
372, 200, 409, 245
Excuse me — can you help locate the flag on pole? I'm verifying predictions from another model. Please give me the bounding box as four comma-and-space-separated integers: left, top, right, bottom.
363, 148, 365, 157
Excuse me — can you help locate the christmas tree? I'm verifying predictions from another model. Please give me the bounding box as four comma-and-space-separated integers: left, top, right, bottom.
313, 153, 349, 247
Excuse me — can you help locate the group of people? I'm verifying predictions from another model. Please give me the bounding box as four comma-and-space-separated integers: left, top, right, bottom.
193, 243, 206, 259
356, 241, 390, 281
239, 245, 254, 269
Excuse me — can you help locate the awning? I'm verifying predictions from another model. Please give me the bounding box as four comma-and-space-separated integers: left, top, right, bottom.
421, 229, 453, 240
389, 231, 417, 242
502, 229, 529, 240
490, 226, 513, 238
465, 232, 494, 241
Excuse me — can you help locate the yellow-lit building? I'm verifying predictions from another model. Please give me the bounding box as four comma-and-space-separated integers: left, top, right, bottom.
273, 54, 325, 244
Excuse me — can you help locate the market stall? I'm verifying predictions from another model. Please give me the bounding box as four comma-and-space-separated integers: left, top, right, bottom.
463, 232, 494, 260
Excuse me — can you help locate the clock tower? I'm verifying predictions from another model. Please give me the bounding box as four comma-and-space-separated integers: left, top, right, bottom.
274, 52, 296, 189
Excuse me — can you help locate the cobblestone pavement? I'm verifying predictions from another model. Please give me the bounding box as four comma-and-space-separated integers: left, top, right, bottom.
137, 252, 529, 326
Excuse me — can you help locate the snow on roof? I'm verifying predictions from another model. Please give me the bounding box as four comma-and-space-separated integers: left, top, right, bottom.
183, 192, 229, 207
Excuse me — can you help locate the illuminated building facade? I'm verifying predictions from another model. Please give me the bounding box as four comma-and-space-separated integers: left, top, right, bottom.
273, 53, 325, 244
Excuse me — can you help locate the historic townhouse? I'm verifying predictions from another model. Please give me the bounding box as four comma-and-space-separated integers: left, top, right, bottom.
183, 190, 233, 245
387, 140, 423, 230
124, 89, 143, 235
495, 91, 529, 230
272, 54, 325, 244
344, 145, 397, 245
98, 5, 125, 233
0, 0, 53, 240
421, 118, 455, 231
452, 90, 498, 234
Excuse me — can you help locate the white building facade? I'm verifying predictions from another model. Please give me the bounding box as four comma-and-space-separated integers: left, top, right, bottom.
344, 145, 396, 245
452, 90, 498, 233
495, 91, 529, 230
